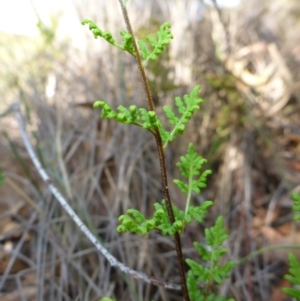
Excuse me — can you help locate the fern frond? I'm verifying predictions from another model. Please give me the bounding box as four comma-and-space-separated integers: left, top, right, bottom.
94, 87, 203, 146
186, 203, 213, 223
186, 216, 235, 300
205, 216, 229, 248
162, 86, 203, 147
173, 143, 212, 215
186, 271, 203, 301
117, 209, 155, 235
138, 22, 173, 65
93, 101, 159, 132
82, 19, 136, 56
0, 169, 4, 186
120, 30, 136, 55
117, 199, 213, 236
283, 253, 300, 300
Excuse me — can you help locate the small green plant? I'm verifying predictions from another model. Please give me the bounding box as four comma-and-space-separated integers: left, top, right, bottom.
93, 86, 203, 148
283, 253, 300, 300
186, 217, 235, 301
82, 1, 234, 300
82, 19, 173, 66
282, 192, 300, 300
0, 168, 5, 186
117, 144, 214, 236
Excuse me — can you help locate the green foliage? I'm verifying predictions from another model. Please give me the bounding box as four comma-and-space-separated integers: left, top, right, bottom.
117, 208, 156, 235
117, 199, 213, 236
99, 298, 115, 301
162, 85, 203, 148
282, 193, 300, 299
85, 10, 234, 300
93, 101, 159, 131
82, 20, 173, 62
30, 0, 59, 46
138, 22, 173, 65
94, 86, 203, 148
0, 168, 4, 186
117, 143, 213, 236
36, 14, 59, 45
186, 217, 235, 301
292, 191, 300, 221
82, 19, 136, 56
136, 18, 180, 101
231, 180, 300, 300
282, 253, 300, 300
174, 143, 212, 214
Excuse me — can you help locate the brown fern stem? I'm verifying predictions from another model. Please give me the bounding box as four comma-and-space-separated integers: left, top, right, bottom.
118, 1, 190, 300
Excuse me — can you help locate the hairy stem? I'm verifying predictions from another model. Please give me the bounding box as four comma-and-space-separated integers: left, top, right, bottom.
118, 1, 190, 300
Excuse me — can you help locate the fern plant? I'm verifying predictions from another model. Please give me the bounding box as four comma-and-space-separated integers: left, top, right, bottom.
282, 192, 300, 300
0, 168, 4, 186
283, 253, 300, 300
117, 144, 214, 236
82, 1, 234, 300
186, 217, 235, 301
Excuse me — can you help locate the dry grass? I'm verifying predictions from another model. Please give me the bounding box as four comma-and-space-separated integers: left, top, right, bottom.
1, 1, 300, 301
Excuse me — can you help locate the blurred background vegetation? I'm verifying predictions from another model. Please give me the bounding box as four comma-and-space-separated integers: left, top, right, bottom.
1, 0, 300, 300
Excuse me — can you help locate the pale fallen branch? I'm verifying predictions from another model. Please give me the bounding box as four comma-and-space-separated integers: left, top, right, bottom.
10, 101, 181, 291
